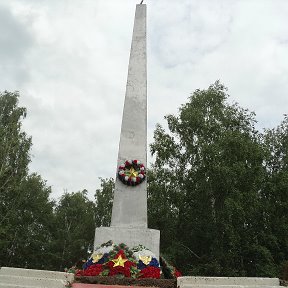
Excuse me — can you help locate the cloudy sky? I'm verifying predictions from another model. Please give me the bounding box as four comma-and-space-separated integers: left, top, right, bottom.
0, 0, 288, 200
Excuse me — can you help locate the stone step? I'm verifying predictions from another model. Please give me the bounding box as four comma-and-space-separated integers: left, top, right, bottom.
181, 285, 281, 288
0, 283, 41, 288
0, 275, 66, 288
0, 267, 73, 281
178, 277, 280, 287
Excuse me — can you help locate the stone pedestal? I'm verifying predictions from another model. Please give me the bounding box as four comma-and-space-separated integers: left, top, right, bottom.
94, 227, 160, 259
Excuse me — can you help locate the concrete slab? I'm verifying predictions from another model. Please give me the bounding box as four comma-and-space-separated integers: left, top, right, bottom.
180, 285, 281, 288
0, 275, 65, 288
0, 284, 43, 288
178, 277, 280, 288
0, 284, 38, 288
0, 267, 74, 288
0, 267, 74, 281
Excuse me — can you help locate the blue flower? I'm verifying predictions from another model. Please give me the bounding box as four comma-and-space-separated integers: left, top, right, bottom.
137, 260, 146, 270
83, 258, 93, 270
149, 258, 160, 268
98, 253, 109, 264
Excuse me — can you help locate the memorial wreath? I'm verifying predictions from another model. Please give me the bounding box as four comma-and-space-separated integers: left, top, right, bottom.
70, 242, 182, 280
118, 159, 146, 186
75, 241, 162, 279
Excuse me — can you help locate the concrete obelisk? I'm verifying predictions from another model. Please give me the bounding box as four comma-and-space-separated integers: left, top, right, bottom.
94, 4, 160, 258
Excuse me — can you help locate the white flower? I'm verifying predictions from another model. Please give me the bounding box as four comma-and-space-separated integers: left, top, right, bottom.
133, 249, 156, 261
94, 245, 114, 255
124, 176, 129, 181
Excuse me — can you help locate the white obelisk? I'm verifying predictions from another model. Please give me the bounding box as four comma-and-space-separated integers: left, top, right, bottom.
94, 3, 160, 258
111, 3, 147, 228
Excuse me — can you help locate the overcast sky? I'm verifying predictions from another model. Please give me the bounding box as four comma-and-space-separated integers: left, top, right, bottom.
0, 0, 288, 200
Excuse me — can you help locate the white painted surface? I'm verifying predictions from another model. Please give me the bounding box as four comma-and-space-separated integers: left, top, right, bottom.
111, 4, 148, 228
94, 226, 160, 259
0, 284, 39, 288
177, 277, 280, 288
94, 4, 160, 260
0, 275, 65, 288
0, 267, 73, 281
0, 267, 73, 288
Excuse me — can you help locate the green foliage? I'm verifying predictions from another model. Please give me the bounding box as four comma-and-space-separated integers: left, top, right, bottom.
95, 178, 114, 227
2, 174, 55, 269
52, 190, 96, 271
262, 116, 288, 274
1, 86, 288, 277
149, 81, 288, 277
0, 91, 54, 269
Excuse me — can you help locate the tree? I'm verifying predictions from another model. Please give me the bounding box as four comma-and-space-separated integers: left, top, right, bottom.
95, 178, 114, 227
52, 190, 96, 271
0, 91, 32, 226
262, 116, 288, 274
2, 174, 55, 269
0, 91, 54, 270
147, 169, 179, 258
150, 82, 271, 276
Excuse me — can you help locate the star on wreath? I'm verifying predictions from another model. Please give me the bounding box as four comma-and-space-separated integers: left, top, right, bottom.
118, 159, 146, 186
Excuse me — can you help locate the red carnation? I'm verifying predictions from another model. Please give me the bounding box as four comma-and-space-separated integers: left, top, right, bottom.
109, 265, 131, 277
83, 264, 103, 276
75, 269, 84, 276
133, 160, 137, 164
107, 250, 135, 278
173, 269, 182, 278
139, 266, 161, 279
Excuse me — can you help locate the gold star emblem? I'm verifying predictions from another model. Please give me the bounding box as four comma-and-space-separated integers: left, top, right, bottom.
129, 167, 138, 177
112, 255, 128, 267
139, 255, 152, 265
91, 253, 103, 263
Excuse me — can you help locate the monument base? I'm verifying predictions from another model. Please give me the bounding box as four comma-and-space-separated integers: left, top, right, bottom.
94, 226, 160, 259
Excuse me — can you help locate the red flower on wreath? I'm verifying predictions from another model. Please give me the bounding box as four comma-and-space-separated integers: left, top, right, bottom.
118, 159, 146, 186
82, 264, 103, 276
173, 269, 182, 278
107, 250, 135, 277
75, 269, 84, 276
139, 266, 161, 279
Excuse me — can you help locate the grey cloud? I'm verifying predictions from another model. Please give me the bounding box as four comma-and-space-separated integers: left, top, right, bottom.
0, 5, 33, 88
1, 0, 288, 200
149, 1, 234, 68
